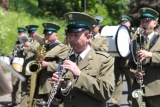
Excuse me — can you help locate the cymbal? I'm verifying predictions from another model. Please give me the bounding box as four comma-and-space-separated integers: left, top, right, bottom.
0, 69, 12, 96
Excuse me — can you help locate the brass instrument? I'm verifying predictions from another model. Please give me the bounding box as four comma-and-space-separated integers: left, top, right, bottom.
132, 28, 146, 107
25, 37, 46, 75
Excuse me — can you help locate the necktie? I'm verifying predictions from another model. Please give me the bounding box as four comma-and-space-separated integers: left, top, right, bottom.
144, 37, 149, 49
91, 35, 95, 40
76, 55, 81, 66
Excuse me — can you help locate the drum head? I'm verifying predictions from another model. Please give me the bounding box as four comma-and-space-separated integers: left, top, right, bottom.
116, 25, 131, 57
0, 56, 11, 65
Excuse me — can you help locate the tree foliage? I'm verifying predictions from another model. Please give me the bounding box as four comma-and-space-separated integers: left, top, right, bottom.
127, 0, 160, 27
0, 0, 131, 55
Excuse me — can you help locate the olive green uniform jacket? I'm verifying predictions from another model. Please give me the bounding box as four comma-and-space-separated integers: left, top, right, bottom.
11, 41, 25, 104
131, 33, 160, 97
53, 48, 115, 107
141, 34, 160, 96
37, 42, 69, 94
20, 40, 40, 106
21, 40, 40, 92
90, 34, 108, 52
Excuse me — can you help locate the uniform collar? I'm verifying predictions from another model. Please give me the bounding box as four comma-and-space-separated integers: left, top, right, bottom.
94, 33, 101, 39
147, 32, 154, 40
49, 40, 58, 46
75, 45, 91, 60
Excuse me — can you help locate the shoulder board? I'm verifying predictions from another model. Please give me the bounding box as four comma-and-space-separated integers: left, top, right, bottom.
58, 43, 65, 47
95, 51, 110, 58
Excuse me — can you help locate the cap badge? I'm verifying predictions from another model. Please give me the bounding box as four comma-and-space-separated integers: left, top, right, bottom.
68, 14, 73, 20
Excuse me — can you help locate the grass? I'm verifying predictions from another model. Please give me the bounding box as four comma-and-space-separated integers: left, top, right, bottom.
0, 8, 66, 56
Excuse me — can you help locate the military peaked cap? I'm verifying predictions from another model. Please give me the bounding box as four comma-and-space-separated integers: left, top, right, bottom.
18, 27, 26, 33
121, 15, 132, 22
42, 22, 60, 34
138, 7, 159, 20
25, 24, 39, 33
64, 12, 96, 33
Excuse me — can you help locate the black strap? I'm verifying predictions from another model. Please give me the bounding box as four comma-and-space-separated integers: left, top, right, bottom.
149, 34, 160, 50
45, 42, 60, 52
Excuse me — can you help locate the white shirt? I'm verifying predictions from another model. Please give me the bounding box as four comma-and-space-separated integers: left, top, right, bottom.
147, 32, 154, 40
75, 45, 91, 62
94, 33, 101, 39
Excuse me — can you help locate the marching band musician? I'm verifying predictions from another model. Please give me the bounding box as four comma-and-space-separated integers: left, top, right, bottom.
11, 27, 27, 106
20, 24, 41, 106
131, 7, 160, 107
31, 22, 69, 107
110, 15, 134, 107
89, 17, 109, 52
50, 12, 115, 107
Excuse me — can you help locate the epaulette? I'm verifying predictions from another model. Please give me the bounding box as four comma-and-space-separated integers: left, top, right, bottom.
59, 43, 65, 47
95, 51, 110, 58
57, 40, 64, 47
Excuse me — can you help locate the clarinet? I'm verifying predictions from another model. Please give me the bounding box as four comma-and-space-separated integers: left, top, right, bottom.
47, 48, 73, 107
132, 28, 146, 107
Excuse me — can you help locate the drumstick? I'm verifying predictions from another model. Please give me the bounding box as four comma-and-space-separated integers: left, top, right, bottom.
0, 60, 26, 82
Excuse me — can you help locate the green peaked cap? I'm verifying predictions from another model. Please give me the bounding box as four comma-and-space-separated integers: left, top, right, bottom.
138, 7, 159, 20
42, 22, 60, 32
121, 15, 132, 22
64, 12, 96, 33
18, 27, 26, 32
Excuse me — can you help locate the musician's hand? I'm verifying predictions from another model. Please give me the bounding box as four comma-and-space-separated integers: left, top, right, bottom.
39, 60, 48, 68
62, 60, 81, 77
88, 39, 92, 45
50, 72, 64, 86
23, 41, 31, 47
137, 50, 152, 62
135, 72, 145, 81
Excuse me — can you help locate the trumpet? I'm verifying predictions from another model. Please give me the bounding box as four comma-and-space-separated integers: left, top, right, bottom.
132, 28, 146, 107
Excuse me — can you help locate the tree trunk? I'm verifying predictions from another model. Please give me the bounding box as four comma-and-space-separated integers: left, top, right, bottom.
38, 0, 43, 9
0, 0, 9, 10
99, 0, 103, 6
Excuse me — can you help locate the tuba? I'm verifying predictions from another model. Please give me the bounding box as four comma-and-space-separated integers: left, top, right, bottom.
131, 28, 146, 107
25, 35, 46, 75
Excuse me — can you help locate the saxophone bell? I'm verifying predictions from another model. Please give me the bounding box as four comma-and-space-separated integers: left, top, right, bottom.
25, 60, 42, 75
132, 89, 143, 98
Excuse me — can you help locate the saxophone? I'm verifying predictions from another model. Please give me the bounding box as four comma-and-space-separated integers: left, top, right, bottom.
132, 28, 146, 107
46, 48, 73, 107
25, 38, 46, 75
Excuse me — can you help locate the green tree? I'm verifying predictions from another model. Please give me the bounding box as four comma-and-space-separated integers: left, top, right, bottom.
127, 0, 160, 27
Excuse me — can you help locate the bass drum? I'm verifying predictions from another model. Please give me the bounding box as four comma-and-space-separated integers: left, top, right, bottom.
101, 25, 131, 57
12, 57, 24, 72
0, 55, 11, 65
